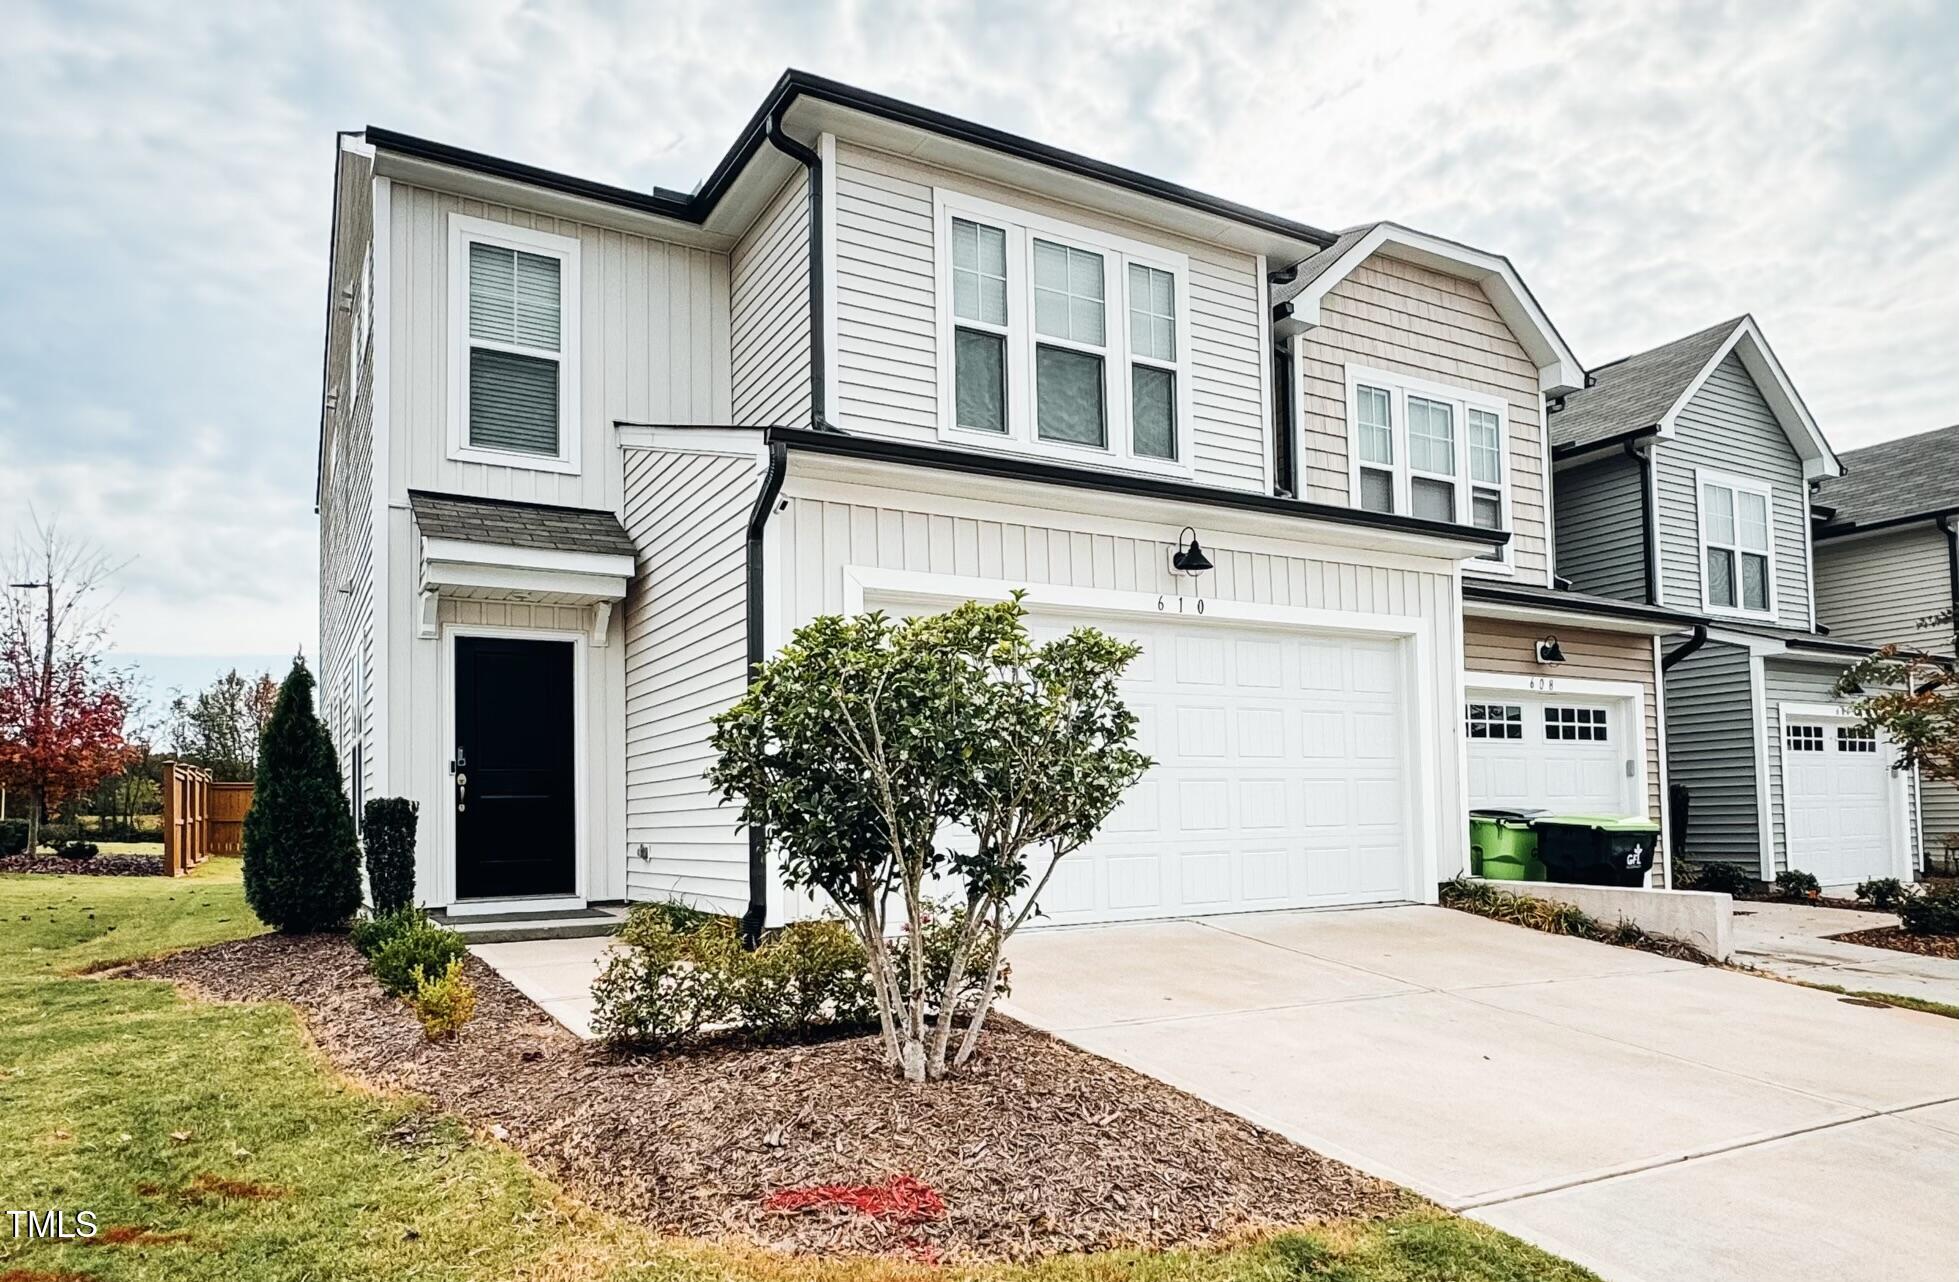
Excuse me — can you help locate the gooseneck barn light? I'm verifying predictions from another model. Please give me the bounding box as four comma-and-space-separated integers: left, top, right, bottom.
1535, 635, 1567, 665
1172, 527, 1214, 577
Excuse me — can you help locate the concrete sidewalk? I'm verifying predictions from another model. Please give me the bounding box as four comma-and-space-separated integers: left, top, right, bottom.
999, 906, 1959, 1282
1730, 901, 1959, 1004
470, 935, 614, 1038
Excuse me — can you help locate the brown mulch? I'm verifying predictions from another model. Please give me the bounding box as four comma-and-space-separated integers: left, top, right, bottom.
0, 853, 164, 877
1826, 926, 1959, 959
134, 934, 1403, 1260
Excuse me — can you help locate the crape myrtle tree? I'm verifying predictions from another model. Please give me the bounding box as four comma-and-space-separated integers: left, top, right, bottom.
1837, 610, 1956, 799
707, 593, 1148, 1082
242, 658, 362, 932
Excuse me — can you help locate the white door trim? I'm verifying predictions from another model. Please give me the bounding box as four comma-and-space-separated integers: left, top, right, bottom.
1462, 671, 1649, 823
842, 564, 1442, 904
438, 623, 590, 911
1776, 701, 1913, 884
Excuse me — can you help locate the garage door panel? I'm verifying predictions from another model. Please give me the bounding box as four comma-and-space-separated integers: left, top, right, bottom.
1242, 849, 1289, 901
1176, 779, 1230, 831
1105, 855, 1162, 912
1784, 718, 1893, 885
1175, 635, 1226, 685
1175, 705, 1229, 757
1467, 690, 1628, 819
1179, 850, 1234, 906
1238, 779, 1290, 830
1236, 639, 1285, 686
1239, 707, 1286, 757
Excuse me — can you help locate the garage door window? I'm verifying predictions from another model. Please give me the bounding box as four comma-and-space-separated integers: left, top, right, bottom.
1787, 723, 1824, 752
1544, 706, 1608, 742
1466, 702, 1523, 739
1836, 725, 1877, 753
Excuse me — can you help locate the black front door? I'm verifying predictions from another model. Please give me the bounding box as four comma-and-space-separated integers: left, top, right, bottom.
454, 636, 576, 900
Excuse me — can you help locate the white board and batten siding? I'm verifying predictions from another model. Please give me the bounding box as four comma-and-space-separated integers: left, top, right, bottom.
1295, 255, 1552, 584
828, 141, 1270, 493
1653, 353, 1812, 627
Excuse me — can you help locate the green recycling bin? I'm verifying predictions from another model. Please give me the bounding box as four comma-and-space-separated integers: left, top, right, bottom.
1533, 815, 1660, 887
1469, 809, 1545, 881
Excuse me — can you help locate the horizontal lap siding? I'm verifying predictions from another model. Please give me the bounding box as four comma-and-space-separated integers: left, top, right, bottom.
620, 447, 760, 912
1814, 526, 1954, 653
1662, 640, 1759, 864
1554, 453, 1650, 601
1462, 618, 1662, 822
1761, 661, 1856, 876
1923, 779, 1959, 860
731, 173, 811, 428
387, 182, 731, 512
830, 143, 1269, 491
1654, 354, 1812, 627
1296, 256, 1550, 583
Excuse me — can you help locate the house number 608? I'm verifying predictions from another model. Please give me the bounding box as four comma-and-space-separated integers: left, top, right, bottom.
1157, 595, 1205, 614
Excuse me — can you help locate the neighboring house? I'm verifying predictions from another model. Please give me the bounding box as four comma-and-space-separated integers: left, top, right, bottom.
1813, 423, 1959, 868
316, 70, 1691, 925
1548, 317, 1919, 889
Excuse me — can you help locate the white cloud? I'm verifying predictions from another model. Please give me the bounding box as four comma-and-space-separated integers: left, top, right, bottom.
0, 0, 1952, 659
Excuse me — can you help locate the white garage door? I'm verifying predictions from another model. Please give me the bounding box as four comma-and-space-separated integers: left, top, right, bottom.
1784, 720, 1896, 885
1465, 690, 1631, 817
1031, 615, 1412, 925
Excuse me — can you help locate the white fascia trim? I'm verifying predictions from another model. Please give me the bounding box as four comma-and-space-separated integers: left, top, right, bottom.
1777, 699, 1862, 722
615, 424, 766, 457
370, 175, 393, 792
421, 537, 635, 580
1287, 223, 1585, 394
1653, 317, 1842, 480
422, 562, 629, 603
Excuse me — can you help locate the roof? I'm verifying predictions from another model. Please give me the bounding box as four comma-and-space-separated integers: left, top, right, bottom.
1548, 318, 1741, 455
408, 490, 636, 558
1461, 580, 1708, 631
1814, 424, 1959, 535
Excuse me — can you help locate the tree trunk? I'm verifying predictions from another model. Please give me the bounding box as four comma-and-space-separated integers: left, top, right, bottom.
953, 905, 1012, 1068
25, 786, 43, 854
926, 898, 985, 1077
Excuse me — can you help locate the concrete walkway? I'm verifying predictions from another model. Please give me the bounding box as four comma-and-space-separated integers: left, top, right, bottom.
998, 906, 1959, 1282
470, 935, 614, 1038
1730, 901, 1959, 1004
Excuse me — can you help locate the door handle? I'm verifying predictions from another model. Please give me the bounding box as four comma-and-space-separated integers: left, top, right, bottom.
452, 749, 468, 813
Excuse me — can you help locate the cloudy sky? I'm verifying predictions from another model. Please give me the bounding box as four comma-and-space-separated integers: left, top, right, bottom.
1, 0, 1953, 701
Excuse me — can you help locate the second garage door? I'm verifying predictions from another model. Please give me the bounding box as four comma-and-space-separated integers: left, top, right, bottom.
1465, 689, 1634, 818
1030, 615, 1413, 925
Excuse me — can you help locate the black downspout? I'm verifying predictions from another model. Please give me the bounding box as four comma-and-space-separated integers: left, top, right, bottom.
1661, 623, 1707, 672
763, 109, 837, 433
739, 440, 791, 946
1271, 340, 1296, 498
1625, 439, 1657, 605
1940, 515, 1959, 658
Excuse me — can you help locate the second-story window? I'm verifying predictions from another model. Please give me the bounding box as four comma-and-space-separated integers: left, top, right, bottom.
1033, 239, 1108, 448
1345, 366, 1512, 564
952, 218, 1009, 434
1128, 264, 1177, 461
1698, 472, 1774, 615
447, 215, 581, 474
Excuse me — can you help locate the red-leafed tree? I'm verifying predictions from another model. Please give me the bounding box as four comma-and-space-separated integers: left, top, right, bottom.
0, 523, 135, 852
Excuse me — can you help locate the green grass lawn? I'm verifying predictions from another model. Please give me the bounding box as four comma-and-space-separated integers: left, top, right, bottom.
0, 865, 1596, 1282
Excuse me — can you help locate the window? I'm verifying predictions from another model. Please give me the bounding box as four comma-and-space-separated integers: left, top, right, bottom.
1345, 367, 1511, 564
448, 216, 580, 473
951, 218, 1008, 434
1544, 705, 1609, 742
937, 192, 1190, 473
1698, 473, 1773, 616
1786, 723, 1824, 753
1466, 702, 1523, 740
1837, 725, 1877, 753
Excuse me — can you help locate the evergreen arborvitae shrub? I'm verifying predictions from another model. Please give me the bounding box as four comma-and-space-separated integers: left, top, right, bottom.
361, 797, 420, 914
242, 660, 362, 932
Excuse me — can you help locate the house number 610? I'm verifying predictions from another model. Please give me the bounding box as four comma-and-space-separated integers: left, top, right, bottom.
1157, 595, 1205, 614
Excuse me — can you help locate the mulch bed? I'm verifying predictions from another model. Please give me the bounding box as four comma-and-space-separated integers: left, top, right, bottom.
0, 853, 163, 877
1826, 926, 1959, 959
134, 934, 1403, 1261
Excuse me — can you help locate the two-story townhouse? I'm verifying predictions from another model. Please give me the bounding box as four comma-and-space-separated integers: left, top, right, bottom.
316, 71, 1688, 929
1549, 317, 1918, 889
1813, 423, 1959, 869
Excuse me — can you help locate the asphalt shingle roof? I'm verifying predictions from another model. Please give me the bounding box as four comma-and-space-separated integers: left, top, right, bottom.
1548, 318, 1744, 454
1815, 424, 1959, 532
1272, 224, 1377, 308
408, 490, 636, 557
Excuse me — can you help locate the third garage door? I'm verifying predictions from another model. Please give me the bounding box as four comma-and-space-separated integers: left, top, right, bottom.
1465, 689, 1634, 818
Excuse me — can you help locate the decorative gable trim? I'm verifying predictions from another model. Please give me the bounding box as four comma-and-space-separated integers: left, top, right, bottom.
1655, 317, 1843, 481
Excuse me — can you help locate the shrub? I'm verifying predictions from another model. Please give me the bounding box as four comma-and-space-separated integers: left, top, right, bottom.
590, 910, 733, 1050
1899, 885, 1959, 936
1775, 869, 1821, 901
242, 661, 362, 932
0, 820, 29, 856
34, 824, 79, 851
55, 840, 99, 860
407, 957, 477, 1040
1855, 878, 1910, 912
899, 903, 1011, 1016
360, 797, 419, 915
350, 905, 426, 960
733, 918, 878, 1038
370, 917, 468, 997
638, 899, 718, 936
1680, 860, 1754, 897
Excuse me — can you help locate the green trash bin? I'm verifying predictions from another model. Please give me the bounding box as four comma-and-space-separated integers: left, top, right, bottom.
1533, 815, 1660, 887
1469, 809, 1545, 881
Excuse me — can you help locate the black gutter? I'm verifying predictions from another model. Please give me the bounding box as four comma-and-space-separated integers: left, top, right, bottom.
762, 107, 833, 432
1662, 624, 1708, 671
1625, 438, 1658, 604
1461, 581, 1706, 630
1549, 423, 1661, 463
1271, 339, 1296, 497
766, 426, 1510, 551
1941, 515, 1959, 658
364, 125, 699, 222
1813, 505, 1959, 541
741, 441, 790, 947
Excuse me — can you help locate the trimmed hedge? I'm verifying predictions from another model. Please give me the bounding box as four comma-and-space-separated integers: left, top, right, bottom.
0, 820, 26, 857
361, 797, 419, 915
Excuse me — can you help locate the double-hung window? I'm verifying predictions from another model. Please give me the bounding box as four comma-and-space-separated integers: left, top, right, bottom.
448, 215, 581, 473
1346, 366, 1511, 562
939, 192, 1191, 474
1697, 471, 1774, 616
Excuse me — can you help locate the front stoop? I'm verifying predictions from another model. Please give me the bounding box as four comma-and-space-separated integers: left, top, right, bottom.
431, 904, 627, 944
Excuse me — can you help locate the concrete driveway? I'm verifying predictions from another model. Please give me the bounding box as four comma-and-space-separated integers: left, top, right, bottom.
999, 905, 1959, 1282
1731, 900, 1959, 1004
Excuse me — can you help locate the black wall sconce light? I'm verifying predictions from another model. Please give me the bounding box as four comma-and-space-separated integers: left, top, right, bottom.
1172, 527, 1214, 577
1535, 635, 1567, 665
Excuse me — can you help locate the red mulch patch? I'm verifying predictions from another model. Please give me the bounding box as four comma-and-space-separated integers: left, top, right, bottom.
0, 854, 163, 877
1826, 926, 1959, 959
134, 933, 1403, 1260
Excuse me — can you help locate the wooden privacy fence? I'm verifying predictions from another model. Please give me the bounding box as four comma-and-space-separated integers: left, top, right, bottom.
162, 762, 254, 876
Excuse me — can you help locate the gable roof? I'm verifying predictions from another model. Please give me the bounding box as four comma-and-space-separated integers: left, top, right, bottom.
1814, 424, 1959, 535
407, 490, 636, 558
1271, 221, 1584, 394
1549, 316, 1842, 479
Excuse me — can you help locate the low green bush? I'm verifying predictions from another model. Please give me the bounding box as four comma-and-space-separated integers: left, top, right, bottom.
1899, 885, 1959, 937
407, 956, 477, 1040
350, 905, 426, 959
1678, 859, 1754, 897
899, 903, 1011, 1015
55, 841, 99, 860
1775, 869, 1821, 901
734, 918, 878, 1038
370, 917, 468, 997
590, 910, 734, 1050
1855, 877, 1910, 912
35, 824, 78, 852
0, 820, 25, 856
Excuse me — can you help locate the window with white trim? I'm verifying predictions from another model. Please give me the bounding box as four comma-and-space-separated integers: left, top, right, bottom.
938, 194, 1192, 474
1786, 723, 1824, 752
1465, 702, 1523, 740
1699, 474, 1773, 615
1346, 367, 1510, 561
1836, 724, 1877, 753
1544, 705, 1609, 742
448, 216, 580, 473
